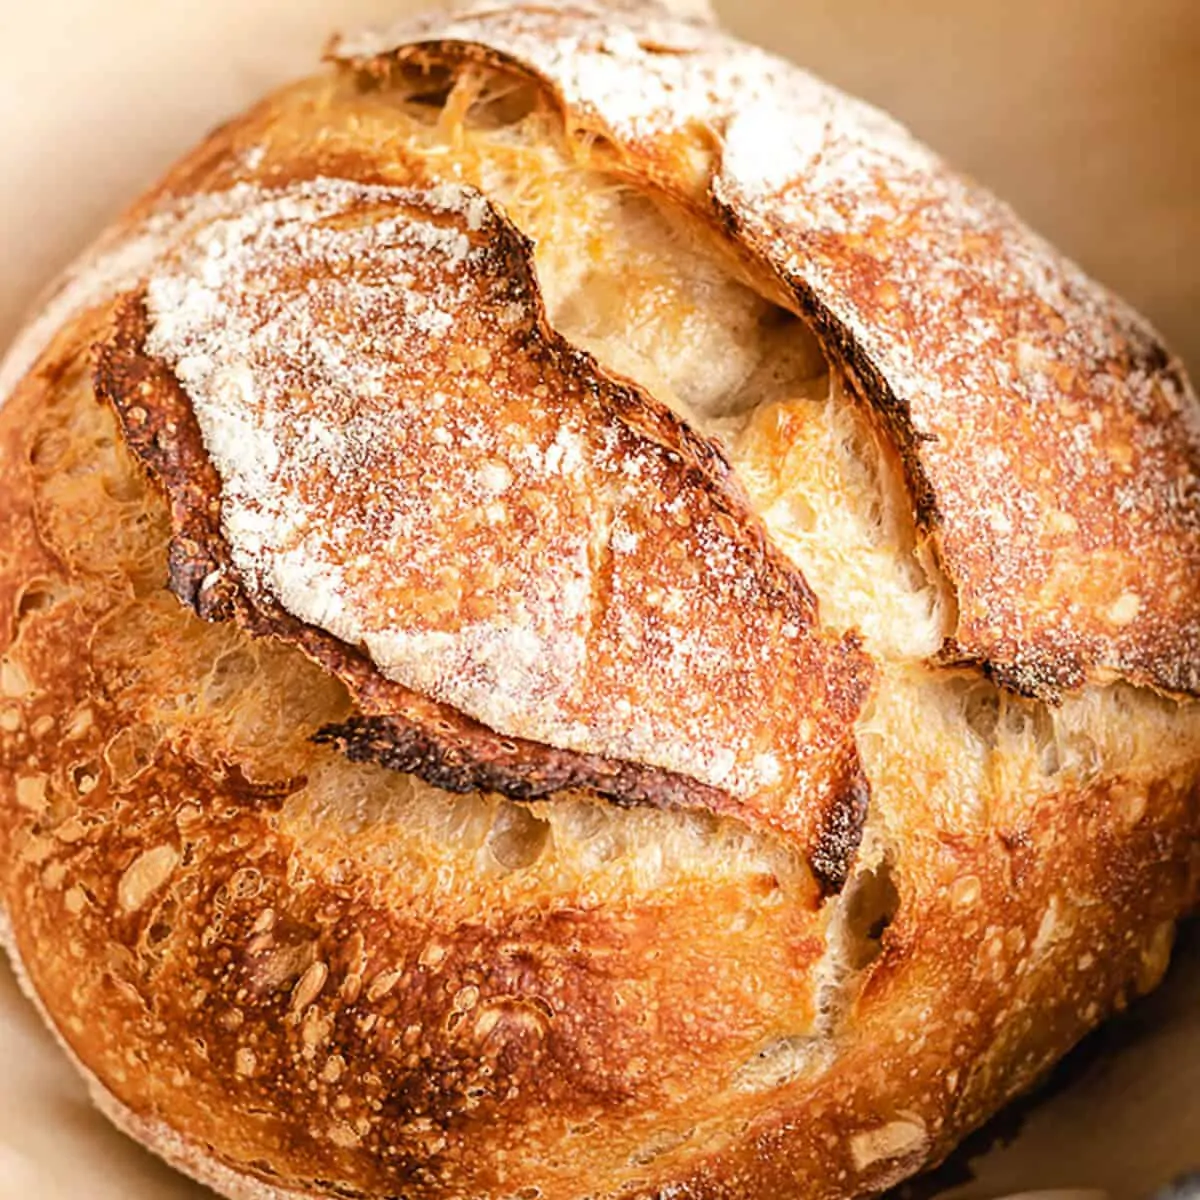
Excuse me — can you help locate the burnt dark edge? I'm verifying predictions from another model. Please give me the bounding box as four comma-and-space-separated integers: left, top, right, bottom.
313, 713, 732, 812
91, 180, 873, 896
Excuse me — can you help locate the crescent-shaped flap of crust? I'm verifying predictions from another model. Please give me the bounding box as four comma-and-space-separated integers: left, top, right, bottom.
332, 0, 1200, 700
94, 177, 874, 894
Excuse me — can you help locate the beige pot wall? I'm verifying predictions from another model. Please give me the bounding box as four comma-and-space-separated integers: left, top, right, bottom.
0, 2, 1197, 1198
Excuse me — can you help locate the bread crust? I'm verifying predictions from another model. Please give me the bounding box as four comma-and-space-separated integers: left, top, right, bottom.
0, 3, 1198, 1200
0, 908, 310, 1200
93, 193, 873, 892
0, 524, 1195, 1199
335, 0, 1200, 701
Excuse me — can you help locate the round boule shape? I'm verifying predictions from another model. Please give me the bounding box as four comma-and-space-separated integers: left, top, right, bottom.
0, 3, 1198, 1199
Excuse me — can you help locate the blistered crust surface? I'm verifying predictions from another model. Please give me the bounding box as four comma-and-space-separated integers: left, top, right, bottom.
335, 0, 1200, 699
0, 15, 1199, 1200
94, 177, 873, 889
0, 342, 834, 1200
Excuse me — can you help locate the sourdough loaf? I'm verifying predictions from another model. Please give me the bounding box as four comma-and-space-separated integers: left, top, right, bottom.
1, 2, 1198, 1198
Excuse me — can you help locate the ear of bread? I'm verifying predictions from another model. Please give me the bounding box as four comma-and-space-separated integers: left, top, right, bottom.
0, 3, 1198, 1199
334, 1, 1200, 703
92, 179, 874, 895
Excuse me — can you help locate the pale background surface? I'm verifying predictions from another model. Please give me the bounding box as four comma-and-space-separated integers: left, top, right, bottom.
0, 2, 1197, 1198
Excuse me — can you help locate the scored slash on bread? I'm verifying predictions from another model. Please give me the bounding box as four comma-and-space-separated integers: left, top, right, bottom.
94, 176, 873, 895
336, 0, 1200, 700
90, 0, 1200, 903
0, 3, 1198, 1199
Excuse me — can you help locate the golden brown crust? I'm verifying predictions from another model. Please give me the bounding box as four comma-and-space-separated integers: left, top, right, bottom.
0, 466, 1195, 1200
333, 1, 1200, 700
0, 344, 835, 1197
0, 4, 1199, 1200
93, 178, 874, 890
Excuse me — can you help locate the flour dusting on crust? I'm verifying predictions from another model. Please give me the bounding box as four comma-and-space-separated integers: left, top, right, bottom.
335, 0, 1200, 700
135, 175, 872, 867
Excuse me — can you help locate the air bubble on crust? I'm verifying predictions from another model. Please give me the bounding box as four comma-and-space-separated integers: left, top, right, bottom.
627, 1126, 695, 1167
486, 802, 551, 872
14, 579, 67, 624
68, 759, 102, 796
103, 724, 163, 789
0, 656, 33, 698
849, 1117, 928, 1171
